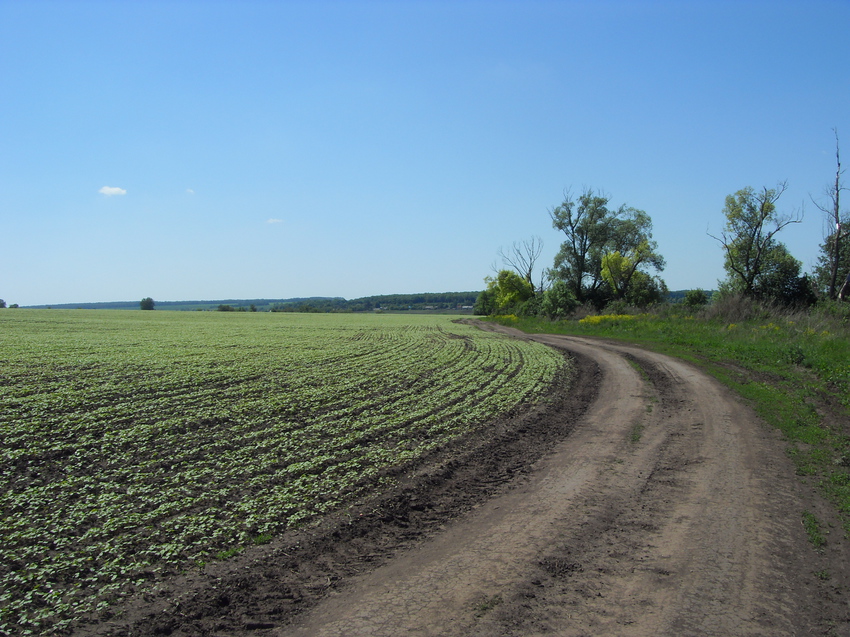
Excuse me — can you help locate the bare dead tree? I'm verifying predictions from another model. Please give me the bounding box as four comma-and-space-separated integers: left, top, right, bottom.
811, 128, 849, 299
498, 236, 544, 293
537, 266, 552, 294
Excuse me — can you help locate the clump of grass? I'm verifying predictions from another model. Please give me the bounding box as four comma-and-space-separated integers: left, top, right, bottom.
802, 511, 827, 550
214, 546, 243, 560
252, 533, 273, 545
474, 594, 503, 617
630, 423, 644, 443
579, 313, 650, 326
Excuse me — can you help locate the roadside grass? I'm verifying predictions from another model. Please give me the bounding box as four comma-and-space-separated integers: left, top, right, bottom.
802, 511, 827, 551
491, 298, 850, 535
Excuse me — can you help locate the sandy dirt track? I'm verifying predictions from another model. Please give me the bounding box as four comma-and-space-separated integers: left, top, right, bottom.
280, 331, 849, 637
87, 327, 850, 636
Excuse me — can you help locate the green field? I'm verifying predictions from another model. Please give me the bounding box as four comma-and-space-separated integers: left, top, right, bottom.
0, 310, 565, 635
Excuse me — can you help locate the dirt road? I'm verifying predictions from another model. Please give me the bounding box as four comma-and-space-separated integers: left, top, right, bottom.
279, 332, 849, 637
92, 330, 850, 636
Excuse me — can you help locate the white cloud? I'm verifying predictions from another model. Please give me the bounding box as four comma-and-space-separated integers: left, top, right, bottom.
186, 188, 195, 195
99, 186, 127, 196
266, 218, 283, 224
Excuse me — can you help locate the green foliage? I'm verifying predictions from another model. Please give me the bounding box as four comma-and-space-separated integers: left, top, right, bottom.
622, 270, 667, 307
715, 184, 808, 305
540, 280, 578, 319
518, 293, 542, 317
813, 224, 850, 298
802, 511, 826, 550
550, 188, 665, 308
753, 245, 815, 306
600, 250, 629, 296
139, 297, 155, 311
0, 310, 564, 635
484, 270, 534, 314
474, 288, 497, 316
683, 289, 710, 307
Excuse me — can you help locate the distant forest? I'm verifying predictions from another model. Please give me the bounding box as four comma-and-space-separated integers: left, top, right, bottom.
270, 292, 479, 313
25, 292, 481, 313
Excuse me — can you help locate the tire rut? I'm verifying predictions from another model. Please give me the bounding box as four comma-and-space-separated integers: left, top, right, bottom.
279, 333, 844, 637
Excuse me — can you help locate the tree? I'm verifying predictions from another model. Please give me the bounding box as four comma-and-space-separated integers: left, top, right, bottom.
813, 224, 850, 296
140, 297, 155, 310
750, 243, 814, 306
710, 183, 802, 298
540, 279, 578, 318
473, 287, 497, 316
683, 289, 710, 307
624, 270, 668, 307
481, 270, 534, 314
550, 188, 665, 307
498, 236, 545, 293
550, 189, 610, 303
811, 129, 849, 299
600, 251, 631, 299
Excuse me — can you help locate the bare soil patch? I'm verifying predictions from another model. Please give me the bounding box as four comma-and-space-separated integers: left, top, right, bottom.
77, 326, 850, 636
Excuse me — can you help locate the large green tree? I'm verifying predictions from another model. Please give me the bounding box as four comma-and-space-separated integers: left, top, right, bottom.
550, 188, 665, 307
711, 183, 806, 302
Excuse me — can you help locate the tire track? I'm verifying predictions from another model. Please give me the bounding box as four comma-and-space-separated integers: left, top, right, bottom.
278, 333, 837, 637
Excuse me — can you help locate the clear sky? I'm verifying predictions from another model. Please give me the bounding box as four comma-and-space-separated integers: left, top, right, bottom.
2, 0, 848, 306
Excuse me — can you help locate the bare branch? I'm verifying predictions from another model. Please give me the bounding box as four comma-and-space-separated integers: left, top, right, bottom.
498, 236, 544, 293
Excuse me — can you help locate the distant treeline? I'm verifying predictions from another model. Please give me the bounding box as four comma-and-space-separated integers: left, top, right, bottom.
270, 292, 480, 313
24, 293, 482, 313
23, 299, 328, 311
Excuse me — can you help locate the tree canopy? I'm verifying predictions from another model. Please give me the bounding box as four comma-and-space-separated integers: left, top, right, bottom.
479, 270, 534, 314
550, 188, 665, 307
711, 183, 807, 303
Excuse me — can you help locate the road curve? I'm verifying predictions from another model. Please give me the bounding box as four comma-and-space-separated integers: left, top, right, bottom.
278, 333, 834, 636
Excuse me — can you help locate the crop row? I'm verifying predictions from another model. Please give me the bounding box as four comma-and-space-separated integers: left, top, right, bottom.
0, 311, 565, 635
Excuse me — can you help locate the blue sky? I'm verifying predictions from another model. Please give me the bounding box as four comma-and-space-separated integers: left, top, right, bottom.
2, 0, 848, 306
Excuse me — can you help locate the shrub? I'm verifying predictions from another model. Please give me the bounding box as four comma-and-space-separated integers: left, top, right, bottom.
683, 289, 709, 307
540, 280, 578, 319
